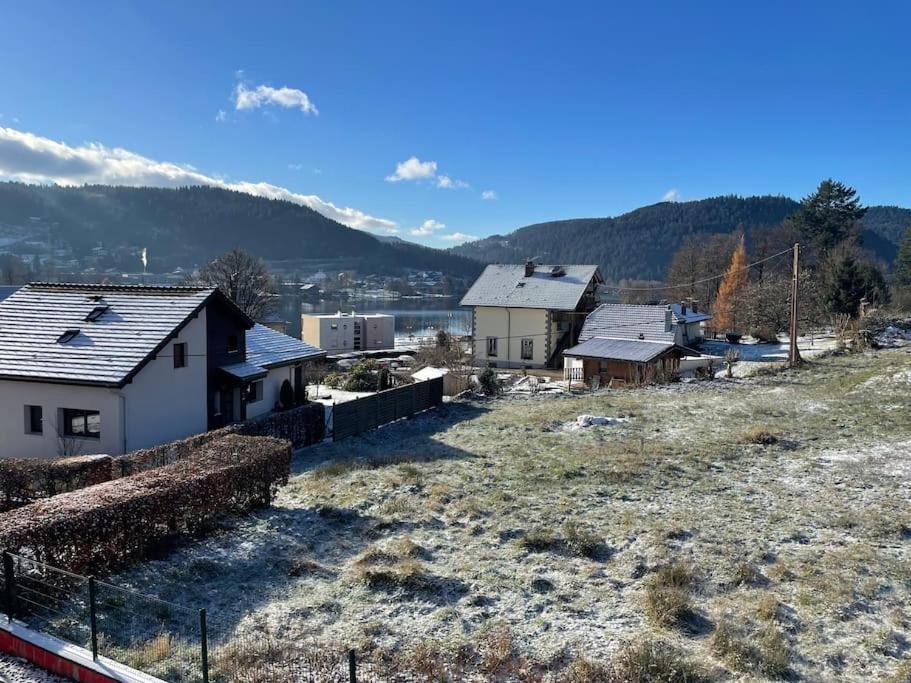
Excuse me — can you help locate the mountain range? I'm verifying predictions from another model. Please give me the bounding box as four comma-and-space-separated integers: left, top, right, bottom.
0, 183, 907, 284
452, 195, 910, 282
0, 183, 482, 277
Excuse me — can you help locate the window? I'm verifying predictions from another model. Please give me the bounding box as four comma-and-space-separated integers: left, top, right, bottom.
25, 405, 42, 434
486, 336, 498, 357
521, 338, 534, 360
246, 380, 263, 403
330, 323, 338, 330
173, 342, 187, 368
62, 409, 100, 439
84, 305, 109, 322
227, 335, 239, 353
57, 329, 80, 344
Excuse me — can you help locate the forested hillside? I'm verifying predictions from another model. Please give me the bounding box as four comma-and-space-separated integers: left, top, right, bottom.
0, 183, 482, 276
453, 196, 908, 281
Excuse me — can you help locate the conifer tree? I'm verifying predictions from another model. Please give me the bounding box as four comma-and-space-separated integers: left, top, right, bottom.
713, 236, 749, 333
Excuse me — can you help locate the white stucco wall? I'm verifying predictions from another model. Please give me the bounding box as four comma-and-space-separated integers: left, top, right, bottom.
0, 380, 124, 459
472, 306, 550, 368
302, 315, 354, 353
361, 315, 395, 350
120, 310, 209, 451
247, 364, 295, 419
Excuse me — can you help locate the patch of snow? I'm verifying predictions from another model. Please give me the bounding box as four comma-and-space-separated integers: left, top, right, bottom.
566, 414, 630, 430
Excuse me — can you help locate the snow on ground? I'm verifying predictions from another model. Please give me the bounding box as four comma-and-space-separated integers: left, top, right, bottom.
0, 654, 69, 683
106, 346, 911, 681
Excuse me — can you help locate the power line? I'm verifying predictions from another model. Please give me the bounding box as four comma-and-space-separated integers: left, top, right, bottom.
605, 246, 795, 292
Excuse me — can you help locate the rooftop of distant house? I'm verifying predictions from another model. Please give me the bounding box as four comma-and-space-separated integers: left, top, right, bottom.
460, 262, 602, 310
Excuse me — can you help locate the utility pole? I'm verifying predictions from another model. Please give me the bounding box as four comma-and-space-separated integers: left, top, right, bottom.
788, 243, 801, 366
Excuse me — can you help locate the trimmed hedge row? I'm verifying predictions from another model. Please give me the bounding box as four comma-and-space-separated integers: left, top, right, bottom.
114, 402, 324, 476
0, 435, 291, 574
0, 456, 113, 511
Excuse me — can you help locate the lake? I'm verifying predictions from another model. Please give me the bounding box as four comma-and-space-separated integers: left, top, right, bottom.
277, 295, 472, 342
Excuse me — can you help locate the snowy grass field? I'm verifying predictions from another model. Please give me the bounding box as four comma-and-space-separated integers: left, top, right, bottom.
114, 347, 911, 681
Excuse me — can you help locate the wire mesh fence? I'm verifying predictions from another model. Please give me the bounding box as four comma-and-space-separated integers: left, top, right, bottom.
0, 551, 483, 683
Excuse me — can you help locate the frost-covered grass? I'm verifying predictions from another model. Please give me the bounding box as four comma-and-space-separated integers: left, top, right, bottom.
114, 347, 911, 681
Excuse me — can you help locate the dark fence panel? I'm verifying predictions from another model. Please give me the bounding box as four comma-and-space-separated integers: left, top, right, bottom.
333, 377, 443, 441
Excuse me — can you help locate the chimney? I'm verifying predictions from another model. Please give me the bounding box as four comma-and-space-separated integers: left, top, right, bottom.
524, 261, 536, 277
679, 300, 687, 316
689, 299, 698, 314
665, 305, 673, 332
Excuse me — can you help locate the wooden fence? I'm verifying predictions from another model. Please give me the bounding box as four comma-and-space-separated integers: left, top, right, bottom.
333, 377, 444, 441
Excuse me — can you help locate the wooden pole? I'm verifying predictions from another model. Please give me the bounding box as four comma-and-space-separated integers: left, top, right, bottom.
788, 243, 801, 366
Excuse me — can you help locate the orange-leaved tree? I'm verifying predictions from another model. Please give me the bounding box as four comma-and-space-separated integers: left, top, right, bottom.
713, 236, 749, 333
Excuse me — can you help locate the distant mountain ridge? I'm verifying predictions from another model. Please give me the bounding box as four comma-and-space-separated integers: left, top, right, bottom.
452, 196, 909, 282
0, 183, 483, 277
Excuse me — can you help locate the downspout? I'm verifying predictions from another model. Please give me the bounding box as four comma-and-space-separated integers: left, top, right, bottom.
506, 307, 511, 368
119, 392, 127, 454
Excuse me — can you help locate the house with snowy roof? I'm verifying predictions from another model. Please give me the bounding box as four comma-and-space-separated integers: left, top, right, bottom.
460, 261, 604, 368
0, 283, 325, 459
562, 302, 711, 387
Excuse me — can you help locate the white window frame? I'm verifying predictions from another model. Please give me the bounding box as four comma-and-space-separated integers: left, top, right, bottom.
486, 336, 498, 357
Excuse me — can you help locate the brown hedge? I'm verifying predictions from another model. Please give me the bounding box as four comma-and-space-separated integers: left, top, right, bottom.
0, 455, 113, 511
114, 402, 324, 476
0, 434, 291, 574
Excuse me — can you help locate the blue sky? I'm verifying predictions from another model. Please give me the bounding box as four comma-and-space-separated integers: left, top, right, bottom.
0, 1, 909, 245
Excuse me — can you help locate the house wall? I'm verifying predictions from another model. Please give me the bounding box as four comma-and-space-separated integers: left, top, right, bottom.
0, 380, 124, 459
472, 306, 549, 368
361, 315, 395, 350
676, 321, 704, 346
121, 310, 208, 451
247, 364, 295, 419
302, 314, 355, 354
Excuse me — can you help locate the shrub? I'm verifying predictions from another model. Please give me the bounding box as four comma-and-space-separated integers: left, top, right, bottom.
610, 639, 705, 682
343, 359, 380, 392
562, 522, 604, 559
280, 379, 295, 408
750, 327, 779, 343
519, 528, 558, 553
477, 367, 500, 396
0, 455, 113, 510
0, 435, 291, 574
738, 427, 778, 445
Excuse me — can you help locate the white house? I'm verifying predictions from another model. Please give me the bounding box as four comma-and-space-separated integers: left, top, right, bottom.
0, 283, 325, 459
460, 262, 603, 369
301, 311, 395, 354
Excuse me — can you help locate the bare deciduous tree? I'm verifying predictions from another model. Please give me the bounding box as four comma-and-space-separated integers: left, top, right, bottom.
194, 249, 277, 320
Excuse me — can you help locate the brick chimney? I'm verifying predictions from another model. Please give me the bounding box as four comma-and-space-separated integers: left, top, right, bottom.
524, 261, 536, 277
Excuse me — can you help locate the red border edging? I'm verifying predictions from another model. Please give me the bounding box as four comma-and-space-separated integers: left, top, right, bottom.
0, 628, 119, 683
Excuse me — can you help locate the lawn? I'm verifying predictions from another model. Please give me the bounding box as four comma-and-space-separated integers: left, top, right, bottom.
115, 347, 911, 681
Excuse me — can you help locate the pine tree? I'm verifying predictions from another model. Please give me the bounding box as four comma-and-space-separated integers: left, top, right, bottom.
791, 179, 866, 252
713, 237, 749, 333
896, 226, 911, 289
824, 256, 865, 316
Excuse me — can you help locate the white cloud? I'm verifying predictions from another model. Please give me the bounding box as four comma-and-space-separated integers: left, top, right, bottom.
481, 189, 498, 201
662, 188, 681, 202
234, 83, 318, 115
288, 163, 303, 170
215, 109, 227, 123
410, 219, 446, 237
385, 156, 437, 182
0, 126, 397, 234
436, 174, 469, 189
440, 232, 477, 243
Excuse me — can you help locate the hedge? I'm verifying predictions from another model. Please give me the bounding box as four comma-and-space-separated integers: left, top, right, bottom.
0, 456, 113, 511
0, 435, 291, 574
114, 402, 324, 476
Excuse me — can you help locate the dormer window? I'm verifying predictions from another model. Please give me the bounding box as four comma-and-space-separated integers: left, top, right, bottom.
84, 305, 110, 322
57, 329, 80, 344
227, 335, 239, 353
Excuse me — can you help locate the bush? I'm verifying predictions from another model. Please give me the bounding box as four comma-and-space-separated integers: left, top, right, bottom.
738, 427, 778, 445
750, 326, 780, 343
0, 435, 291, 574
342, 359, 379, 392
0, 456, 113, 511
280, 379, 294, 408
477, 367, 501, 396
610, 639, 706, 682
562, 522, 604, 559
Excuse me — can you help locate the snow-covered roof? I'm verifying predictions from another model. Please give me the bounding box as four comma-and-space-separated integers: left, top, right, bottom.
669, 303, 713, 324
245, 323, 326, 368
0, 283, 251, 387
460, 264, 601, 311
564, 337, 675, 363
579, 304, 676, 344
411, 366, 449, 381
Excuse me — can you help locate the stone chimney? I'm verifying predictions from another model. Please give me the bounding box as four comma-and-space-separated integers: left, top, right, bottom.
665, 305, 673, 332
524, 261, 536, 277
679, 300, 687, 316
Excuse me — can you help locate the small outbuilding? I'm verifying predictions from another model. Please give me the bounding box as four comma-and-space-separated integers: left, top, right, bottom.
411, 366, 469, 396
563, 337, 685, 387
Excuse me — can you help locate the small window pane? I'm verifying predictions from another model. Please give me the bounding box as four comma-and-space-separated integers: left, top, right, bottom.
247, 381, 263, 403
26, 405, 43, 434
173, 342, 187, 368
62, 409, 100, 439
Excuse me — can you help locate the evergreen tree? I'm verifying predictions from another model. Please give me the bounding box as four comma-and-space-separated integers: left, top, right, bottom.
713, 237, 749, 333
895, 226, 911, 289
791, 179, 866, 252
824, 256, 866, 316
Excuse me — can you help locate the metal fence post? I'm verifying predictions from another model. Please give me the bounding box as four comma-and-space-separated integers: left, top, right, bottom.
199, 608, 210, 683
3, 552, 14, 623
88, 576, 99, 660
348, 649, 356, 683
